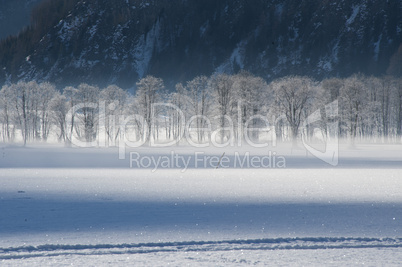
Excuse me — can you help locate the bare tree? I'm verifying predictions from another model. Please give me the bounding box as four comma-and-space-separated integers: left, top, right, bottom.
340, 74, 367, 144
100, 85, 128, 145
49, 91, 68, 142
11, 81, 38, 145
127, 95, 146, 142
136, 75, 164, 142
75, 83, 100, 142
322, 78, 342, 103
167, 83, 187, 142
360, 77, 381, 139
379, 77, 393, 141
233, 71, 268, 142
2, 81, 55, 143
0, 84, 16, 142
37, 82, 56, 141
392, 78, 402, 141
63, 86, 79, 145
210, 73, 235, 143
319, 78, 344, 139
185, 76, 211, 143
271, 76, 317, 147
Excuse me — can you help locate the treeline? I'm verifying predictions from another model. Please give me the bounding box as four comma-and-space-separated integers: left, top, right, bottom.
0, 72, 401, 146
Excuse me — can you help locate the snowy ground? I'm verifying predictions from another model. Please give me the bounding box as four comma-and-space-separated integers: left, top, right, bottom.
0, 143, 402, 266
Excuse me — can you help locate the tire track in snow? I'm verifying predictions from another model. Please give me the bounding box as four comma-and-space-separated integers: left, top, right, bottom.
1, 237, 402, 260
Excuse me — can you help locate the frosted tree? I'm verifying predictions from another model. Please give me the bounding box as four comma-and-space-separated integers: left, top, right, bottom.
10, 81, 39, 145
37, 82, 57, 141
127, 94, 146, 142
49, 91, 68, 142
100, 85, 128, 145
135, 75, 164, 142
27, 81, 41, 141
339, 74, 367, 143
0, 84, 17, 142
392, 78, 402, 141
167, 83, 188, 141
379, 77, 393, 141
2, 81, 56, 143
210, 73, 235, 144
185, 76, 211, 143
63, 86, 79, 145
233, 71, 268, 143
75, 83, 100, 142
362, 76, 394, 141
271, 76, 317, 146
320, 78, 344, 139
360, 77, 381, 139
322, 78, 342, 103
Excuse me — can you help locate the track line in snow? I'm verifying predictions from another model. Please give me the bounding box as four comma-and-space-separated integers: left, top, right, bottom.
1, 237, 401, 260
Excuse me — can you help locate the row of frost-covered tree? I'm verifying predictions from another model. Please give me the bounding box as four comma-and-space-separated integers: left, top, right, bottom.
0, 72, 401, 146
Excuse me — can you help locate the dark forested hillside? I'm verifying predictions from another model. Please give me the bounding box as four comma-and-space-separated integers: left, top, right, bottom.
0, 0, 401, 89
0, 0, 43, 40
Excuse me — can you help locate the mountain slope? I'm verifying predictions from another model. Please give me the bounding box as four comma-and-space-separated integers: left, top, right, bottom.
0, 0, 401, 89
0, 0, 42, 40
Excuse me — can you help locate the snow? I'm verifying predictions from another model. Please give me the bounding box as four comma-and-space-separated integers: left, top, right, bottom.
215, 40, 247, 73
0, 143, 401, 265
88, 24, 98, 41
57, 17, 84, 42
373, 34, 382, 62
199, 21, 209, 37
346, 5, 360, 28
139, 1, 150, 9
318, 58, 333, 72
317, 39, 340, 73
275, 4, 284, 19
133, 19, 161, 78
288, 26, 299, 42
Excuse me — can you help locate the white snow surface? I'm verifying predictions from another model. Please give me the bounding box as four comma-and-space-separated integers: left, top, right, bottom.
0, 143, 402, 266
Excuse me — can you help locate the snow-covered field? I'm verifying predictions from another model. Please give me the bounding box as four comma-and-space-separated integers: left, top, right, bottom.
1, 143, 402, 266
